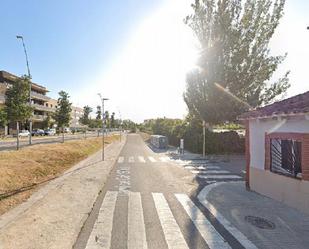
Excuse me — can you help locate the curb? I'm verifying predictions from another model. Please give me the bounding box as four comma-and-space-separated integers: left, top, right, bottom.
197, 181, 258, 249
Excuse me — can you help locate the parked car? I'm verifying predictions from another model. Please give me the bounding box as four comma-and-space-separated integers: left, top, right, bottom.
18, 130, 30, 137
45, 128, 56, 136
63, 127, 71, 133
32, 129, 45, 136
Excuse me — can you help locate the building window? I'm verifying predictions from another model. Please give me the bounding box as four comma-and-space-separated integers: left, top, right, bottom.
270, 138, 302, 178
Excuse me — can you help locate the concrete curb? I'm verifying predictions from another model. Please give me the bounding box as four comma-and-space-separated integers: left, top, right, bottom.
0, 135, 127, 249
197, 182, 259, 249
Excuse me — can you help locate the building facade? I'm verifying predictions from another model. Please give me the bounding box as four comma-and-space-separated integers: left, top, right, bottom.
0, 70, 83, 134
240, 91, 309, 215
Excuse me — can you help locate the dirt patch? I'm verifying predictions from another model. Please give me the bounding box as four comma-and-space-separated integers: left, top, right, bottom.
0, 135, 118, 215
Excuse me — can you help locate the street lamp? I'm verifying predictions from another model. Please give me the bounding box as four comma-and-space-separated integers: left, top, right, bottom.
98, 93, 109, 161
16, 35, 32, 145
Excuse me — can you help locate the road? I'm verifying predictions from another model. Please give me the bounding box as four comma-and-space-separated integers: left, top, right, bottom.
74, 134, 247, 249
0, 131, 117, 151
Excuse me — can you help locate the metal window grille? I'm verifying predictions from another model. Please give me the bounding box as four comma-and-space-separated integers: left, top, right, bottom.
270, 138, 302, 178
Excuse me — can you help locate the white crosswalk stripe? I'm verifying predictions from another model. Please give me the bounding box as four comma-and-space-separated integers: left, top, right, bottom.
159, 157, 169, 162
197, 175, 242, 179
85, 191, 118, 249
191, 170, 231, 174
175, 194, 231, 249
148, 156, 157, 162
85, 191, 256, 249
128, 156, 135, 163
184, 166, 220, 170
152, 193, 189, 249
118, 156, 124, 163
128, 192, 148, 249
138, 156, 146, 163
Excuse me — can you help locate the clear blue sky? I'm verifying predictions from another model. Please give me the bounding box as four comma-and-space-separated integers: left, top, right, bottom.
0, 0, 164, 98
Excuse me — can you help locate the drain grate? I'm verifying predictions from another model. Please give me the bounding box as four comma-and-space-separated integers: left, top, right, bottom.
245, 215, 276, 230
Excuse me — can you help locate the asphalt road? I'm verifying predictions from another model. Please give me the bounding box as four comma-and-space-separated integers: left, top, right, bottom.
74, 134, 246, 249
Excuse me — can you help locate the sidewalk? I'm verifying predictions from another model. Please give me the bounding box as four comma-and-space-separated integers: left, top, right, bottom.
198, 182, 309, 249
0, 136, 126, 249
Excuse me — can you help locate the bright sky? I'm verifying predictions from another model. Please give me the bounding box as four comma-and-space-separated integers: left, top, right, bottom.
0, 0, 308, 123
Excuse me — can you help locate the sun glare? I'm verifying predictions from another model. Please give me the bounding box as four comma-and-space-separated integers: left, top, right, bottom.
75, 0, 198, 122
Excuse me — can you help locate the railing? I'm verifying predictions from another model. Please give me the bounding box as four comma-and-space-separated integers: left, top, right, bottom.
32, 114, 46, 121
31, 91, 51, 101
32, 103, 56, 112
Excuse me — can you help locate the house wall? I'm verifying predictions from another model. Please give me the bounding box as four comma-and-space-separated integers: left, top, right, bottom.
249, 118, 309, 215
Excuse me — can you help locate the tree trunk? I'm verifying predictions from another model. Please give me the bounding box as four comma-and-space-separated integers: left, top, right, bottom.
62, 126, 64, 143
16, 121, 20, 150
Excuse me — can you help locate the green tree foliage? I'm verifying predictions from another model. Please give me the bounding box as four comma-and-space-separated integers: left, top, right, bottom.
42, 113, 53, 129
110, 112, 116, 128
54, 91, 72, 129
104, 111, 110, 128
81, 105, 92, 125
96, 105, 102, 120
5, 76, 33, 123
184, 0, 290, 124
0, 108, 7, 127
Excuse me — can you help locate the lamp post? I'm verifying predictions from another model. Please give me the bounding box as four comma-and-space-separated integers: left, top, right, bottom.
98, 94, 109, 161
16, 35, 32, 145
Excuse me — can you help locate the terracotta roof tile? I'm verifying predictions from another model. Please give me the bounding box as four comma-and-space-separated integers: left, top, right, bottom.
239, 91, 309, 119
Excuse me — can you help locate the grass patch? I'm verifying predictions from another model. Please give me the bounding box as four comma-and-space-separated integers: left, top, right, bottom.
0, 135, 119, 215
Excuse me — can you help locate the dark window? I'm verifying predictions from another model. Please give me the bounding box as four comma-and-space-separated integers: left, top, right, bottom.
270, 138, 302, 178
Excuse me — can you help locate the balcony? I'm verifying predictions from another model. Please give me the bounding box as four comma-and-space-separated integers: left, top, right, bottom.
32, 103, 56, 112
32, 114, 46, 121
31, 91, 50, 101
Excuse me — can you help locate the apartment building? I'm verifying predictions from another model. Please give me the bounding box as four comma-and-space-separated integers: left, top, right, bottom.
0, 70, 83, 134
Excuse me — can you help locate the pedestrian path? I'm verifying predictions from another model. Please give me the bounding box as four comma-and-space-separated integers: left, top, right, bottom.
85, 191, 249, 249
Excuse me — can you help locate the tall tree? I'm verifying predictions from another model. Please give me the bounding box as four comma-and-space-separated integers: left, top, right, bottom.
54, 91, 72, 137
0, 108, 7, 128
96, 105, 102, 120
104, 111, 110, 128
5, 76, 33, 126
184, 0, 289, 124
81, 105, 92, 125
110, 112, 115, 128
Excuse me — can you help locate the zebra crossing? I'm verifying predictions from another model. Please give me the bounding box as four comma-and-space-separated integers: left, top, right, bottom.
172, 159, 243, 183
85, 191, 241, 249
117, 156, 169, 164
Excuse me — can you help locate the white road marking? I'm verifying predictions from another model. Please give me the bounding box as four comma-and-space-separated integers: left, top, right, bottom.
152, 193, 189, 249
191, 170, 231, 174
198, 182, 258, 249
118, 156, 124, 163
148, 156, 157, 163
184, 166, 220, 170
197, 175, 242, 179
85, 191, 118, 249
159, 157, 169, 162
175, 194, 231, 249
138, 156, 146, 163
128, 192, 148, 249
129, 156, 135, 163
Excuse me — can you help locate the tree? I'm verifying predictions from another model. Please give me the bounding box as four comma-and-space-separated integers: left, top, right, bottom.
42, 113, 53, 129
5, 76, 33, 126
104, 111, 110, 128
54, 91, 72, 137
0, 108, 7, 128
110, 112, 115, 128
96, 105, 102, 120
81, 105, 92, 125
184, 0, 289, 124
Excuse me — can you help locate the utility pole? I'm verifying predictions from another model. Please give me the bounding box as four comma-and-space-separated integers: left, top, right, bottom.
202, 120, 206, 157
98, 94, 109, 161
16, 35, 32, 145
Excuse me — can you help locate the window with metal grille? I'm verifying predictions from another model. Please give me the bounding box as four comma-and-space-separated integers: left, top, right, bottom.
270, 138, 302, 178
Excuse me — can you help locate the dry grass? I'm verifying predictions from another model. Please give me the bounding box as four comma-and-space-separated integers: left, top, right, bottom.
0, 135, 118, 215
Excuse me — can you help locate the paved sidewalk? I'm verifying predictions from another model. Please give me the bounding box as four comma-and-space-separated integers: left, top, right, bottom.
0, 136, 126, 249
198, 182, 309, 249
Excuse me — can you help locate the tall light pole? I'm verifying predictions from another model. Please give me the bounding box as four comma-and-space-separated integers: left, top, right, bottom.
98, 93, 109, 161
16, 35, 32, 145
